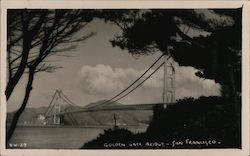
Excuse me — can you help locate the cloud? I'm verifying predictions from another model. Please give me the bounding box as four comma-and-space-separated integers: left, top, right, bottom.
78, 64, 139, 96
175, 66, 221, 98
78, 64, 220, 104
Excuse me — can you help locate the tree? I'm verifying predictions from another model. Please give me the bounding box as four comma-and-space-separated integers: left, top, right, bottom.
6, 9, 95, 142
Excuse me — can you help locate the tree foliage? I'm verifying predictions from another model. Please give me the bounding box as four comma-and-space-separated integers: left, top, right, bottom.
103, 9, 242, 93
7, 9, 95, 100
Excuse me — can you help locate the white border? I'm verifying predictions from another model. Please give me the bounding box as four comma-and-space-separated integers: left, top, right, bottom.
0, 1, 249, 156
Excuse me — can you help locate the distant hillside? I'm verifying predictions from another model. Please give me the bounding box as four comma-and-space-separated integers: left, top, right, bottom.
7, 100, 153, 126
62, 100, 153, 126
6, 107, 48, 124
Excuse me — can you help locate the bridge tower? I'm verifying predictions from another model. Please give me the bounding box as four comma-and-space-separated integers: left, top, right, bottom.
53, 94, 61, 125
163, 53, 175, 109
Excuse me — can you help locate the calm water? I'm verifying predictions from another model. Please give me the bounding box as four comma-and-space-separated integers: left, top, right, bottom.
9, 126, 147, 149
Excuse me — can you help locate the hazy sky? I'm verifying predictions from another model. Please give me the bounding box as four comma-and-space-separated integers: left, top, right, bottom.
7, 17, 221, 112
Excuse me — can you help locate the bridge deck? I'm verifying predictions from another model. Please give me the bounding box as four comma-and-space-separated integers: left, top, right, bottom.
46, 103, 175, 117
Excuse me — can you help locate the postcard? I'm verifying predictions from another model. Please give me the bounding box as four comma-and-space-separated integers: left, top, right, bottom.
0, 0, 249, 156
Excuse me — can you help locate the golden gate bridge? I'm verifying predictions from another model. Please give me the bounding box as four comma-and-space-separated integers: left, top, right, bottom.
44, 53, 176, 125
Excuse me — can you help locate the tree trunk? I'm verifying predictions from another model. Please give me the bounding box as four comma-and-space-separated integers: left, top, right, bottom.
6, 68, 35, 144
5, 38, 31, 100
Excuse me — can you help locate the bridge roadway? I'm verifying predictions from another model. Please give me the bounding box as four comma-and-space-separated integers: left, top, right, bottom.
46, 102, 175, 117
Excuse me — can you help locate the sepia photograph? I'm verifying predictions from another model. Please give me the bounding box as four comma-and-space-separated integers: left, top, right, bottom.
0, 1, 249, 156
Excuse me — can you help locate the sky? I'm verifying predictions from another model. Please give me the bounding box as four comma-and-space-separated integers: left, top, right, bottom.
7, 16, 221, 112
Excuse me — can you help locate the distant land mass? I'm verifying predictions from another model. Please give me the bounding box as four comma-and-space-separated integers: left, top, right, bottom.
7, 100, 153, 126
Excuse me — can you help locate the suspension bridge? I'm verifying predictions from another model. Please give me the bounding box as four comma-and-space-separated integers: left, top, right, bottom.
43, 53, 176, 125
